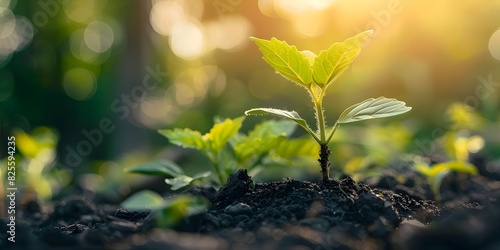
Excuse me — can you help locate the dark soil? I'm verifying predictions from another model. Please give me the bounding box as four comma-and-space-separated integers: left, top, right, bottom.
2, 166, 500, 250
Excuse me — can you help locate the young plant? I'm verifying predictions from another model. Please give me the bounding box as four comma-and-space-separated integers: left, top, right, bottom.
120, 190, 207, 228
157, 116, 245, 185
128, 117, 316, 189
415, 161, 477, 201
245, 30, 412, 181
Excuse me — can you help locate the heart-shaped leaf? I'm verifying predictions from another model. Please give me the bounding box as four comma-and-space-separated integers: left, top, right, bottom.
126, 160, 184, 177
338, 97, 411, 124
251, 37, 312, 87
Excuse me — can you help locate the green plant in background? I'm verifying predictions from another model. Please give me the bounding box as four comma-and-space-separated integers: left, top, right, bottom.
415, 160, 477, 201
158, 116, 245, 185
120, 190, 207, 228
340, 123, 413, 181
127, 159, 211, 191
11, 127, 70, 200
245, 30, 412, 181
442, 103, 485, 162
414, 102, 484, 200
127, 117, 319, 189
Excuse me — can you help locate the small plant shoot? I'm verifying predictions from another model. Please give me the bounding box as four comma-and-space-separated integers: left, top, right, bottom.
246, 30, 412, 181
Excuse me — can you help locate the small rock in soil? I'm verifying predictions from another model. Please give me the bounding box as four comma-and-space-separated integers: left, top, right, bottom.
224, 203, 252, 216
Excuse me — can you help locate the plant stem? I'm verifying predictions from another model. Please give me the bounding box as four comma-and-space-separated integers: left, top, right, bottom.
211, 159, 225, 185
314, 98, 326, 143
319, 144, 331, 181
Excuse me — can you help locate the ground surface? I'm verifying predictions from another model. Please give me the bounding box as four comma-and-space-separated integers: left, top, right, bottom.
1, 165, 500, 249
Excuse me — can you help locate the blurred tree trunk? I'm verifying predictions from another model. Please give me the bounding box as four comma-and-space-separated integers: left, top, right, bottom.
114, 1, 151, 155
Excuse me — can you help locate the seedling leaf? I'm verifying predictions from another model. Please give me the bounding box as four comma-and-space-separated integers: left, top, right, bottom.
126, 160, 184, 177
274, 137, 320, 159
338, 97, 411, 124
192, 171, 212, 179
248, 120, 296, 138
251, 37, 312, 87
120, 190, 165, 210
312, 30, 372, 87
207, 116, 245, 153
165, 176, 193, 190
165, 171, 211, 190
158, 128, 205, 150
246, 108, 306, 130
235, 135, 286, 161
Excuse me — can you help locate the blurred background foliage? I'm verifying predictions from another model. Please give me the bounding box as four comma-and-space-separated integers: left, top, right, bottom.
0, 0, 500, 200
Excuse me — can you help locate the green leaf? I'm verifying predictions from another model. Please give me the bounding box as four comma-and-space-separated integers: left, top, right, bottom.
338, 97, 411, 124
192, 171, 212, 180
155, 195, 208, 228
235, 135, 286, 162
165, 171, 211, 190
126, 160, 184, 177
251, 37, 312, 87
274, 137, 320, 159
207, 116, 245, 153
245, 108, 321, 143
120, 190, 165, 210
165, 176, 193, 190
248, 120, 296, 138
312, 30, 372, 87
245, 108, 309, 130
158, 128, 206, 150
416, 161, 477, 179
233, 120, 295, 162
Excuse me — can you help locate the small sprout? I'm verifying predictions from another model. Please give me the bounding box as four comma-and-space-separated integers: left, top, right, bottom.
126, 160, 211, 190
120, 191, 207, 228
415, 161, 478, 200
158, 117, 245, 185
246, 31, 411, 181
129, 118, 315, 189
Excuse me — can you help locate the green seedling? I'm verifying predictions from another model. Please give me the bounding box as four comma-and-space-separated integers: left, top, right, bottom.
158, 116, 245, 185
128, 117, 318, 189
415, 161, 477, 201
245, 30, 411, 180
9, 127, 70, 200
120, 190, 207, 228
413, 102, 483, 201
127, 160, 211, 190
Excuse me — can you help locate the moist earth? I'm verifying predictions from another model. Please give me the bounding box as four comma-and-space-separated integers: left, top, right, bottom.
1, 167, 500, 250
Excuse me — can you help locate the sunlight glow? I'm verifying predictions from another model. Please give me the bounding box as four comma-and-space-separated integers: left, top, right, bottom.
169, 20, 204, 60
150, 0, 185, 36
489, 29, 500, 61
205, 15, 252, 51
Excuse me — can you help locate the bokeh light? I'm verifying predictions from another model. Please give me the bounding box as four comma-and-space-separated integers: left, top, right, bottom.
205, 15, 252, 51
0, 7, 34, 61
84, 21, 115, 53
63, 68, 97, 101
63, 0, 95, 23
70, 29, 99, 63
150, 0, 185, 36
489, 29, 500, 61
169, 20, 204, 60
